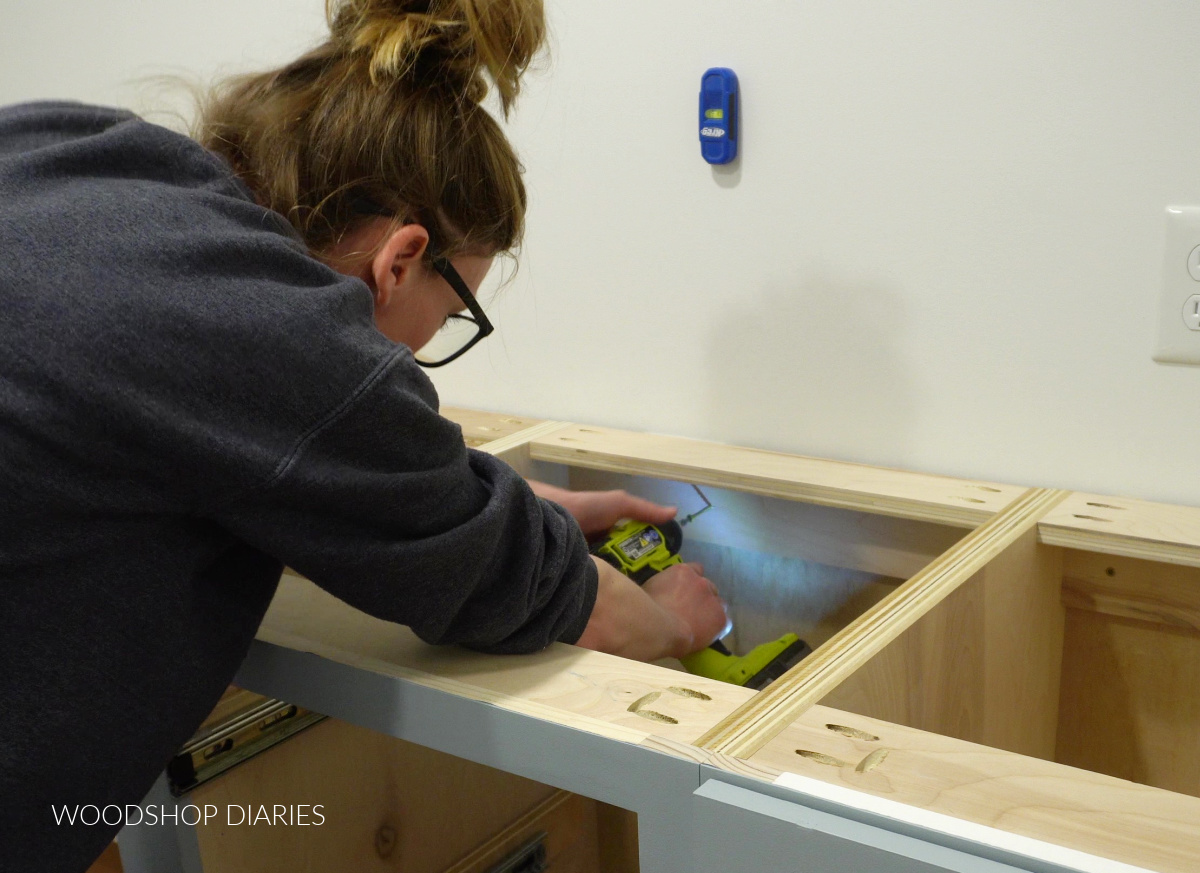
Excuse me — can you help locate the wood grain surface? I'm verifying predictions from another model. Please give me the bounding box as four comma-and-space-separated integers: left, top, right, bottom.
531, 424, 1026, 528
191, 718, 558, 873
1062, 549, 1200, 632
258, 574, 755, 746
693, 488, 1069, 757
440, 407, 546, 448
819, 528, 1065, 760
1041, 492, 1200, 568
1056, 607, 1200, 799
737, 704, 1200, 873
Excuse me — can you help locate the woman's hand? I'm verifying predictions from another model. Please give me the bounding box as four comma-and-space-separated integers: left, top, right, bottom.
641, 562, 732, 657
527, 480, 676, 540
574, 557, 729, 662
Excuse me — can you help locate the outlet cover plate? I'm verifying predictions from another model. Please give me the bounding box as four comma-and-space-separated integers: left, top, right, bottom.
1154, 206, 1200, 365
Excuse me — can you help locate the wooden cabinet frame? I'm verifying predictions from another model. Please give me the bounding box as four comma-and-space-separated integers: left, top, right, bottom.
119, 409, 1200, 873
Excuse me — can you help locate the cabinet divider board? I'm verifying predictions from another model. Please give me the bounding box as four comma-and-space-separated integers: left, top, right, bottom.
693, 488, 1071, 758
529, 424, 1027, 528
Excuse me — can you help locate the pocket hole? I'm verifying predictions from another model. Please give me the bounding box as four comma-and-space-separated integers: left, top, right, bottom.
855, 749, 890, 774
825, 724, 879, 742
970, 486, 1002, 493
953, 497, 987, 504
1086, 502, 1125, 510
633, 710, 678, 724
1073, 514, 1112, 522
627, 692, 660, 713
795, 750, 850, 767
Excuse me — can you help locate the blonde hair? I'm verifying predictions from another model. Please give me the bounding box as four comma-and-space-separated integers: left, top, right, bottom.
195, 0, 545, 259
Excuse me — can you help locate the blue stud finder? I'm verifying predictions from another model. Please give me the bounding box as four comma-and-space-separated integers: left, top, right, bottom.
699, 67, 738, 164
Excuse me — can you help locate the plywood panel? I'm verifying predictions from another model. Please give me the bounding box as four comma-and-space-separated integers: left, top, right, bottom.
980, 530, 1065, 757
737, 704, 1200, 873
1062, 550, 1200, 632
532, 424, 1026, 527
817, 558, 986, 742
1056, 608, 1200, 798
258, 575, 755, 746
818, 529, 1064, 759
191, 718, 556, 873
1041, 492, 1200, 568
694, 488, 1067, 757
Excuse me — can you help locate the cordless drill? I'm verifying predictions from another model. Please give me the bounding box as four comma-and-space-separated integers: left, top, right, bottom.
591, 494, 811, 690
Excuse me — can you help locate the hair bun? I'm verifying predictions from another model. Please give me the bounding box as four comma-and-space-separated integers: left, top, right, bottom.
329, 0, 544, 114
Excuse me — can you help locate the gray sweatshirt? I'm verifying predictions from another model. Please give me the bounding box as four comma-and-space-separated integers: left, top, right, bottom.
0, 101, 597, 872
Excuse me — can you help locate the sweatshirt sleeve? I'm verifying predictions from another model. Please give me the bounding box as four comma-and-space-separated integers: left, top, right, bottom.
0, 102, 597, 656
211, 349, 598, 654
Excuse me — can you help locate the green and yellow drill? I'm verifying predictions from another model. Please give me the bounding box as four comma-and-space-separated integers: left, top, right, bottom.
591, 489, 811, 690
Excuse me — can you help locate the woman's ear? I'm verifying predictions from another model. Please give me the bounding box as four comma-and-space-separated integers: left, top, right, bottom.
371, 224, 430, 310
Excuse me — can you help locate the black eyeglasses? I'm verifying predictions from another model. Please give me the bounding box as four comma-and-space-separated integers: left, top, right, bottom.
416, 256, 494, 368
346, 195, 494, 367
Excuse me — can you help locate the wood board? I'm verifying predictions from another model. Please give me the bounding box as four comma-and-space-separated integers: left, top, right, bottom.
1041, 492, 1200, 568
439, 406, 546, 448
734, 704, 1200, 873
236, 409, 1200, 873
530, 424, 1026, 528
1062, 549, 1200, 633
693, 488, 1069, 757
258, 574, 755, 747
819, 528, 1065, 760
1055, 607, 1200, 799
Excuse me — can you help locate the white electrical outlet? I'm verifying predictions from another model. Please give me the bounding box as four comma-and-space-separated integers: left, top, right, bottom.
1153, 206, 1200, 364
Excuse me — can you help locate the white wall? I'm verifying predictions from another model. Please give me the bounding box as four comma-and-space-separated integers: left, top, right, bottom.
5, 1, 1200, 505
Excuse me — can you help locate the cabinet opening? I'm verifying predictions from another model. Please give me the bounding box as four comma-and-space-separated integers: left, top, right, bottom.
1054, 549, 1200, 798
563, 467, 968, 686
813, 536, 1200, 800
